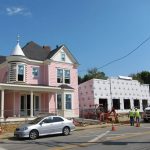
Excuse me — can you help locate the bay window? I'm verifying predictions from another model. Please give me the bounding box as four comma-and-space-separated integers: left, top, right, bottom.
18, 64, 25, 81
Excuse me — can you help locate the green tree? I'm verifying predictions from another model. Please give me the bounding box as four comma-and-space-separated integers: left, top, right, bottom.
130, 71, 150, 84
78, 67, 108, 84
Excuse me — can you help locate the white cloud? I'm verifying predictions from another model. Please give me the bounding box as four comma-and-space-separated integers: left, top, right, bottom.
6, 6, 31, 16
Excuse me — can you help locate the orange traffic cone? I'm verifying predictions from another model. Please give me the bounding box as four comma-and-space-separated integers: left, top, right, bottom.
135, 122, 140, 127
111, 123, 116, 131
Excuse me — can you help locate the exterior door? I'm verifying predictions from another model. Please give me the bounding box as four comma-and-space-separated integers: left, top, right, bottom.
33, 95, 40, 116
20, 95, 31, 116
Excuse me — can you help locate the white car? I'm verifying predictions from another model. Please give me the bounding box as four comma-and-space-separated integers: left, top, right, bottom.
14, 115, 75, 140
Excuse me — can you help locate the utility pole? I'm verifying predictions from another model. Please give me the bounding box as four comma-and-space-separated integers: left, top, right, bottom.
109, 77, 113, 110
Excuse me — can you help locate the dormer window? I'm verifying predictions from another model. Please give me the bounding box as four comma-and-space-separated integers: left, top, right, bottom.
61, 52, 65, 61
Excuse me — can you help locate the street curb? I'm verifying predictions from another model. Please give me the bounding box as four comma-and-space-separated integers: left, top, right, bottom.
0, 123, 129, 139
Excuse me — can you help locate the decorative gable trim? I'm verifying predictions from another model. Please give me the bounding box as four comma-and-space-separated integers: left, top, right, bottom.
49, 45, 79, 66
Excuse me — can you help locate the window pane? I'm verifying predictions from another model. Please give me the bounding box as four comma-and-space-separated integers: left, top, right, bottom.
61, 52, 65, 61
18, 64, 24, 81
57, 69, 63, 83
66, 94, 72, 109
18, 64, 24, 75
65, 70, 70, 84
57, 94, 62, 109
34, 96, 39, 110
32, 67, 39, 77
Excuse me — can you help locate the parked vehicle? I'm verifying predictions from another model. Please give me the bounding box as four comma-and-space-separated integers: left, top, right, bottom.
14, 115, 75, 140
143, 106, 150, 122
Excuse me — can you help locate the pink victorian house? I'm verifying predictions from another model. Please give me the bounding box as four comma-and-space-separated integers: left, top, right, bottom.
0, 40, 79, 121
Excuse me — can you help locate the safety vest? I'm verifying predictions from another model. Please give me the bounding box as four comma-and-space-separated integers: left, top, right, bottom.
135, 110, 140, 117
129, 110, 134, 117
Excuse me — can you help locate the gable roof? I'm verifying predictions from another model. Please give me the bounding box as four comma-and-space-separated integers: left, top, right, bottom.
22, 41, 79, 65
0, 41, 79, 65
47, 45, 62, 59
47, 44, 79, 65
22, 41, 51, 61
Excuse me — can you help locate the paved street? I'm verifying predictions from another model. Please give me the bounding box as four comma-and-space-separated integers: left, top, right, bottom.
0, 123, 150, 150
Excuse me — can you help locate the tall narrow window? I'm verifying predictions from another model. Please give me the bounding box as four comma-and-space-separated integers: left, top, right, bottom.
18, 64, 24, 81
57, 94, 62, 109
57, 69, 63, 83
66, 94, 72, 109
65, 70, 70, 84
34, 96, 39, 111
61, 52, 65, 61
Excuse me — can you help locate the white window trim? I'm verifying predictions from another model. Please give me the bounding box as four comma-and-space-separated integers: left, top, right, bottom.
65, 93, 73, 110
32, 66, 40, 78
57, 68, 70, 84
61, 52, 66, 61
17, 63, 25, 82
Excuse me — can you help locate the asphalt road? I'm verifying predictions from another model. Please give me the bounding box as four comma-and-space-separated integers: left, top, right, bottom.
0, 123, 150, 150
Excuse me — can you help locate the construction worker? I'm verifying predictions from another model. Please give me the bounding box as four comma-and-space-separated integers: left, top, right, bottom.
135, 108, 140, 126
129, 108, 135, 126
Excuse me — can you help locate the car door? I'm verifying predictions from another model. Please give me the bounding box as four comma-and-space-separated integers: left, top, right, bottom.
52, 117, 64, 133
39, 117, 53, 135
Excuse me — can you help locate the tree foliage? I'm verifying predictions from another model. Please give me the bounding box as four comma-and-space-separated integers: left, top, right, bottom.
129, 71, 150, 84
78, 67, 108, 84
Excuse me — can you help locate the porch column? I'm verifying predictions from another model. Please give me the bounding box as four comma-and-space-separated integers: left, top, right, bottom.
62, 92, 65, 116
13, 91, 16, 117
30, 91, 33, 117
1, 89, 4, 118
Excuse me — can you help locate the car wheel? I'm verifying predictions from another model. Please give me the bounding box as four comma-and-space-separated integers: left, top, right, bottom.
29, 130, 39, 140
63, 127, 70, 136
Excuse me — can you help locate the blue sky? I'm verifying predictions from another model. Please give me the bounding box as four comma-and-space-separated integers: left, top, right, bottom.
1, 0, 150, 77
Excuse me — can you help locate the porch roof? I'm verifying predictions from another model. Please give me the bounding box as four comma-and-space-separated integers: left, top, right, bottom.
0, 83, 74, 92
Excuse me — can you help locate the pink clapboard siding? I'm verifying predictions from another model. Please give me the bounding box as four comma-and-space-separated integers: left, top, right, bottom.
0, 66, 8, 83
48, 62, 79, 115
41, 93, 49, 113
26, 64, 45, 85
4, 91, 20, 117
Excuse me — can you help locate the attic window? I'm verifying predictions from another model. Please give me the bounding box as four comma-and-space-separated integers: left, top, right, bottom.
61, 52, 65, 61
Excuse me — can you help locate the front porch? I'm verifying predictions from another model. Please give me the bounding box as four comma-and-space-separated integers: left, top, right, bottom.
0, 83, 76, 120
0, 83, 62, 120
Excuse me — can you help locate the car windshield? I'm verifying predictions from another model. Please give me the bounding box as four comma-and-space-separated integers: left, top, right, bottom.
28, 116, 44, 124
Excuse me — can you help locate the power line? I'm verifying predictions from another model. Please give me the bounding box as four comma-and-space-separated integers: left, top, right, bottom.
79, 35, 150, 73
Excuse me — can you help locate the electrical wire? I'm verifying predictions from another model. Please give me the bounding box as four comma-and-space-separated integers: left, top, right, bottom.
79, 35, 150, 73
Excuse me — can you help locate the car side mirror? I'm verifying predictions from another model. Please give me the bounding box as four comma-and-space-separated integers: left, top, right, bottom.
39, 122, 43, 125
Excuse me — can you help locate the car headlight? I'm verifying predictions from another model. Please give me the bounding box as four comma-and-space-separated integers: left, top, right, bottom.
21, 127, 28, 131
